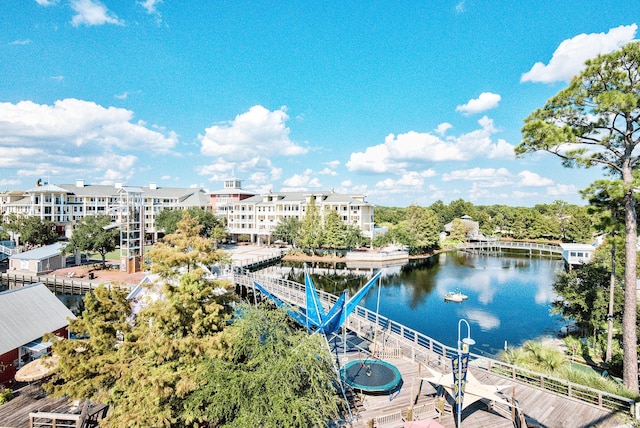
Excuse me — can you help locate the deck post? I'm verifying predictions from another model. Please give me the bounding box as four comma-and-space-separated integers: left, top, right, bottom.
568, 383, 572, 398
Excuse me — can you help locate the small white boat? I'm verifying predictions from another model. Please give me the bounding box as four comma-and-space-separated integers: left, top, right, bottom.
444, 289, 468, 302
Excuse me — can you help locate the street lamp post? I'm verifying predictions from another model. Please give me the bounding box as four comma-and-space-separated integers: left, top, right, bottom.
457, 319, 475, 427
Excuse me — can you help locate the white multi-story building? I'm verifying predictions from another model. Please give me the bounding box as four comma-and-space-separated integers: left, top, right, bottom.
0, 179, 210, 242
1, 178, 376, 247
226, 190, 375, 245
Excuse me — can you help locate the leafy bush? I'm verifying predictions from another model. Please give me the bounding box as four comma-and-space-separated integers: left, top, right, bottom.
0, 388, 13, 404
499, 340, 637, 399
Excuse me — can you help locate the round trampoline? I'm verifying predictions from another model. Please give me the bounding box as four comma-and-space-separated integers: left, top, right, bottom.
340, 359, 403, 394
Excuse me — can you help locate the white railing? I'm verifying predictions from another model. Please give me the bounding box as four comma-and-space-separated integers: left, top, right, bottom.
0, 244, 19, 257
458, 241, 562, 254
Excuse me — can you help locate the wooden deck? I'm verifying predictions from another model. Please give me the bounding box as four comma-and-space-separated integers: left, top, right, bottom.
0, 383, 108, 428
0, 272, 132, 295
333, 342, 632, 428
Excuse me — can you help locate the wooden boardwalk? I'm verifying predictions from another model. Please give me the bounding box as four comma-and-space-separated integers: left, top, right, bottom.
238, 272, 636, 428
457, 241, 562, 258
331, 341, 632, 428
0, 272, 132, 295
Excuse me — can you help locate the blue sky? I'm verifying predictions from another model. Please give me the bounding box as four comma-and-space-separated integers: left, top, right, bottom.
0, 1, 638, 207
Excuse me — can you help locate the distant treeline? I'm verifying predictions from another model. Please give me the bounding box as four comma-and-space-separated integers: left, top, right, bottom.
374, 199, 593, 249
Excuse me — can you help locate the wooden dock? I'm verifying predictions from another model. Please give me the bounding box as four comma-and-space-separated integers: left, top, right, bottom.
239, 271, 636, 428
457, 241, 562, 258
0, 272, 131, 295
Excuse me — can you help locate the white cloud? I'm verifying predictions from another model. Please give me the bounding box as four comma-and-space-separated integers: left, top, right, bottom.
10, 39, 32, 45
345, 143, 407, 173
318, 167, 337, 176
115, 92, 128, 100
138, 0, 162, 24
456, 92, 501, 115
0, 147, 45, 168
434, 122, 452, 135
0, 98, 177, 185
324, 160, 340, 169
512, 190, 540, 200
199, 105, 307, 161
442, 167, 512, 183
199, 156, 283, 186
0, 99, 176, 152
375, 170, 436, 189
282, 169, 321, 189
339, 182, 368, 195
50, 75, 64, 82
197, 159, 234, 179
0, 178, 21, 187
521, 24, 637, 83
70, 0, 124, 27
35, 0, 58, 6
517, 170, 553, 187
346, 116, 514, 174
546, 183, 578, 196
139, 0, 161, 14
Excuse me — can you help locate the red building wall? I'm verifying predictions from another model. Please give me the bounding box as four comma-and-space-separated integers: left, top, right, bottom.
0, 326, 69, 387
0, 348, 19, 386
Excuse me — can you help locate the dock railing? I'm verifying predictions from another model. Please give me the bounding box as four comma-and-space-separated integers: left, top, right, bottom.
237, 271, 637, 420
1, 272, 131, 295
457, 241, 562, 256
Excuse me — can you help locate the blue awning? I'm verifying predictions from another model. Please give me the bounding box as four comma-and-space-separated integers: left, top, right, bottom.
22, 339, 51, 353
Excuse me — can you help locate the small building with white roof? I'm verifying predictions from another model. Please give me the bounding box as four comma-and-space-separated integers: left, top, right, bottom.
559, 243, 596, 268
8, 242, 67, 276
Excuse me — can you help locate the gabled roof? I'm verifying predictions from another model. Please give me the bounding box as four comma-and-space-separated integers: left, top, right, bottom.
559, 243, 596, 252
0, 283, 76, 355
233, 191, 371, 206
25, 183, 71, 193
10, 242, 67, 261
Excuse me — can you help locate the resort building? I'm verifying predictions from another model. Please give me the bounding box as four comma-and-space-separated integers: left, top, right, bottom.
226, 190, 375, 245
1, 178, 376, 247
209, 177, 256, 217
0, 179, 210, 242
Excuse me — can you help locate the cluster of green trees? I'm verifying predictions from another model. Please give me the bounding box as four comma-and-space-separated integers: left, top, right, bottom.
0, 213, 58, 247
272, 196, 366, 254
372, 200, 593, 253
155, 207, 227, 243
551, 239, 628, 371
46, 212, 341, 427
61, 215, 119, 268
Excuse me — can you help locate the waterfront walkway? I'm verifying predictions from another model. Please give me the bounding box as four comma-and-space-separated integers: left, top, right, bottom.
457, 241, 562, 257
236, 271, 636, 428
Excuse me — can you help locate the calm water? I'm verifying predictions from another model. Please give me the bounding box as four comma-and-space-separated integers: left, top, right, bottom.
355, 252, 567, 357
